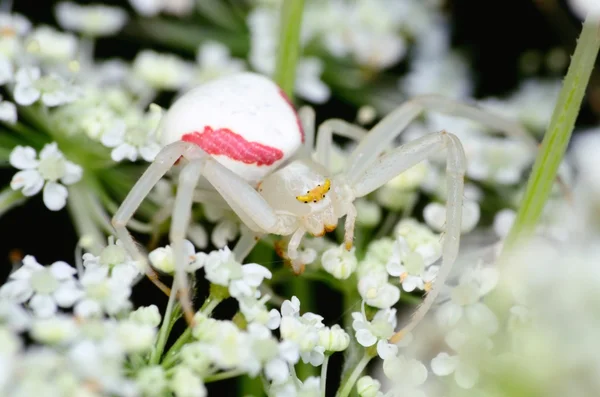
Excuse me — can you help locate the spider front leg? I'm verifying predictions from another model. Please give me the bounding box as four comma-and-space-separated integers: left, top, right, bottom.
352, 130, 466, 343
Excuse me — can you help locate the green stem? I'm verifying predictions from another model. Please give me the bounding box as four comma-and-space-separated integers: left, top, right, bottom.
204, 369, 247, 383
336, 353, 372, 397
0, 186, 25, 218
273, 0, 305, 98
150, 281, 178, 365
67, 182, 105, 255
320, 354, 330, 397
501, 15, 600, 253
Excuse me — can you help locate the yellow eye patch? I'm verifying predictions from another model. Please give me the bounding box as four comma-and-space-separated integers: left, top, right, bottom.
296, 179, 331, 204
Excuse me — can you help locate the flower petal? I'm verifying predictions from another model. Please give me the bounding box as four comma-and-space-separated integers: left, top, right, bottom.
0, 280, 33, 303
355, 329, 377, 347
49, 261, 76, 280
29, 294, 57, 318
13, 83, 40, 106
242, 263, 272, 287
11, 169, 44, 196
454, 362, 479, 389
53, 282, 83, 308
111, 143, 137, 162
376, 339, 398, 360
431, 352, 459, 376
0, 100, 17, 124
60, 161, 83, 185
43, 182, 68, 211
9, 146, 38, 170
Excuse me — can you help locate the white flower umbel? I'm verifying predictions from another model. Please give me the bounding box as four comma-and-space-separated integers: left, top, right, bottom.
202, 321, 252, 370
385, 236, 440, 293
199, 246, 272, 299
351, 308, 398, 359
193, 41, 245, 85
132, 50, 193, 91
9, 143, 82, 211
55, 2, 128, 37
0, 300, 31, 332
394, 219, 443, 265
74, 265, 132, 318
148, 239, 199, 274
279, 296, 326, 366
116, 320, 157, 353
180, 342, 212, 376
83, 237, 141, 285
0, 255, 82, 318
321, 243, 358, 280
424, 200, 481, 234
13, 67, 78, 107
30, 315, 79, 345
383, 354, 428, 397
357, 268, 400, 309
101, 106, 162, 162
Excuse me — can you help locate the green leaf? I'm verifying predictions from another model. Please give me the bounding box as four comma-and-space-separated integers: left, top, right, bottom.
274, 0, 305, 99
501, 15, 600, 253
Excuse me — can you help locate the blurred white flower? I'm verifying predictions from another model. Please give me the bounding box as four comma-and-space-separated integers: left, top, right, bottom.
170, 365, 207, 397
431, 351, 479, 389
355, 198, 382, 227
129, 0, 194, 16
358, 268, 400, 308
30, 315, 79, 345
9, 143, 82, 211
83, 237, 141, 285
74, 265, 132, 318
132, 50, 193, 91
466, 136, 533, 185
193, 41, 245, 85
14, 67, 79, 107
0, 255, 82, 318
318, 324, 350, 352
136, 366, 168, 397
0, 95, 16, 124
26, 25, 78, 63
246, 323, 299, 384
383, 354, 428, 396
148, 239, 199, 274
423, 200, 481, 234
352, 308, 398, 359
568, 0, 600, 19
493, 208, 516, 238
116, 320, 157, 353
129, 305, 161, 327
0, 300, 31, 332
55, 2, 128, 37
279, 296, 325, 366
238, 294, 281, 330
386, 237, 439, 292
356, 376, 383, 397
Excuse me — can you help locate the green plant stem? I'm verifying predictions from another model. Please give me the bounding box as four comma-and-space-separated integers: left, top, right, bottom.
67, 182, 105, 255
336, 353, 373, 397
274, 0, 305, 98
150, 281, 178, 365
0, 186, 25, 218
501, 15, 600, 254
320, 354, 330, 397
205, 369, 247, 383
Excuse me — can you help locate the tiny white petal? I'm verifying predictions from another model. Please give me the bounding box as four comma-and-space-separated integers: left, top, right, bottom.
454, 362, 479, 389
14, 83, 40, 106
60, 161, 83, 185
9, 146, 38, 170
11, 169, 44, 196
49, 261, 76, 280
0, 101, 17, 124
242, 263, 272, 287
431, 352, 459, 376
355, 329, 377, 347
43, 182, 68, 211
376, 340, 398, 359
29, 294, 58, 317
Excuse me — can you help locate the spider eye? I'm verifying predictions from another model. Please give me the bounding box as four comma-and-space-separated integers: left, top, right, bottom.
304, 200, 308, 203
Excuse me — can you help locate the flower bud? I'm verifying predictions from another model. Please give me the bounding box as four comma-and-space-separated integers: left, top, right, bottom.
318, 324, 350, 352
356, 376, 381, 397
129, 305, 161, 327
321, 245, 357, 280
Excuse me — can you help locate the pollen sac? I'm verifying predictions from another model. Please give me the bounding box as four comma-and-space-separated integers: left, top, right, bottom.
296, 179, 331, 204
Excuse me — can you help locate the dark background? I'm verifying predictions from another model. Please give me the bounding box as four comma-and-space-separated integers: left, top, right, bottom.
0, 0, 596, 395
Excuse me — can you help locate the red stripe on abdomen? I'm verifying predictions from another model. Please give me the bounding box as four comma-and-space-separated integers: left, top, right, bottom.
182, 126, 284, 166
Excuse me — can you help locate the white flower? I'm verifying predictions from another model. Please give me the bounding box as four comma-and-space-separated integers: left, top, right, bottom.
394, 219, 443, 264
383, 355, 428, 396
321, 244, 358, 279
385, 237, 440, 293
431, 351, 479, 389
129, 0, 194, 16
136, 366, 168, 397
203, 321, 251, 370
280, 296, 325, 365
200, 247, 272, 299
351, 308, 398, 359
0, 95, 16, 124
75, 265, 132, 318
148, 240, 198, 274
238, 294, 281, 330
82, 237, 141, 285
10, 144, 81, 211
26, 25, 78, 62
130, 305, 161, 327
116, 320, 157, 353
193, 41, 245, 85
14, 67, 78, 107
0, 300, 31, 332
30, 315, 79, 344
180, 342, 212, 376
170, 366, 207, 397
424, 200, 481, 234
0, 55, 13, 85
355, 198, 382, 227
132, 50, 193, 91
294, 57, 330, 104
100, 109, 162, 163
318, 324, 350, 352
0, 326, 21, 390
356, 376, 383, 397
246, 324, 299, 384
494, 208, 516, 238
55, 2, 128, 37
357, 268, 400, 309
0, 255, 82, 318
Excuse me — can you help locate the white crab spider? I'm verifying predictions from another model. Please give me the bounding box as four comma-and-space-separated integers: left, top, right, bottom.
112, 72, 531, 341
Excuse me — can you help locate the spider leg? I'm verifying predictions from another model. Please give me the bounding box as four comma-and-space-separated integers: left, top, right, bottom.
170, 159, 205, 326
352, 130, 466, 343
298, 106, 315, 157
347, 95, 535, 185
232, 227, 264, 262
112, 141, 193, 296
315, 119, 367, 171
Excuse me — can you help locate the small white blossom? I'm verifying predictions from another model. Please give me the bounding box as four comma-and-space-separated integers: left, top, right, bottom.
0, 300, 31, 332
75, 265, 132, 318
170, 365, 207, 397
129, 305, 161, 327
431, 350, 481, 389
136, 366, 168, 397
199, 247, 272, 299
116, 320, 157, 353
357, 376, 383, 397
383, 355, 428, 396
0, 55, 13, 85
321, 244, 358, 279
132, 50, 193, 91
239, 294, 281, 330
129, 0, 194, 16
203, 321, 252, 370
280, 296, 325, 366
148, 239, 198, 274
14, 67, 78, 107
357, 268, 400, 309
351, 308, 398, 359
193, 41, 245, 85
55, 2, 128, 37
26, 25, 78, 62
246, 323, 299, 384
10, 143, 82, 211
0, 255, 82, 317
355, 198, 382, 227
30, 315, 79, 344
318, 324, 350, 352
82, 237, 141, 285
180, 342, 212, 376
385, 237, 439, 293
0, 95, 16, 124
494, 208, 516, 238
